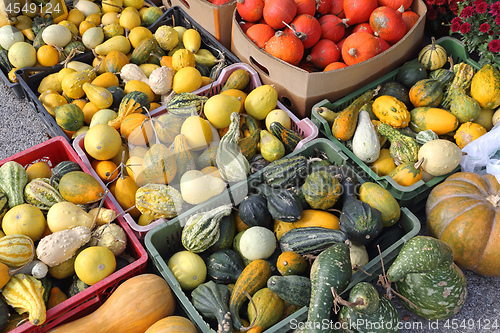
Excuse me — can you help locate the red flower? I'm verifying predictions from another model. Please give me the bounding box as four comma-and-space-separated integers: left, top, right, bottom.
451, 17, 462, 24
475, 2, 489, 13
427, 8, 438, 20
460, 22, 472, 33
496, 15, 500, 25
436, 0, 446, 5
451, 22, 461, 32
438, 6, 447, 13
480, 23, 491, 33
426, 0, 436, 5
473, 0, 484, 5
460, 5, 476, 18
490, 2, 500, 15
488, 39, 500, 52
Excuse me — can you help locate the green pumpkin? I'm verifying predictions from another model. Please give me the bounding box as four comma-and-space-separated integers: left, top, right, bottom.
302, 170, 342, 210
55, 103, 85, 131
386, 236, 468, 319
396, 61, 428, 89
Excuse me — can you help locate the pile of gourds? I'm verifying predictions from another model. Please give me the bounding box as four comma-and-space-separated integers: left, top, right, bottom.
0, 158, 136, 329
79, 67, 308, 228
317, 38, 500, 188
0, 0, 163, 81
162, 146, 469, 332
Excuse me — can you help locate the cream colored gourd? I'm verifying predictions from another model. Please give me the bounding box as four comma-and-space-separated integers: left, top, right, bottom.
73, 0, 101, 16
350, 243, 369, 273
120, 63, 149, 84
148, 67, 174, 95
36, 226, 91, 267
42, 24, 72, 47
180, 170, 226, 205
352, 110, 380, 163
66, 61, 93, 72
0, 25, 24, 49
82, 27, 104, 49
94, 36, 131, 56
46, 201, 94, 232
418, 139, 462, 176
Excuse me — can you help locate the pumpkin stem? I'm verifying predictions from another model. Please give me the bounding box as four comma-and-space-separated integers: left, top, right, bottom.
275, 30, 284, 38
331, 286, 364, 314
486, 195, 500, 207
281, 21, 307, 41
239, 290, 258, 332
397, 4, 405, 13
341, 18, 350, 27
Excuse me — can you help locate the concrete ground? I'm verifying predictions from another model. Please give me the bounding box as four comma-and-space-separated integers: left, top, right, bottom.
1, 81, 499, 333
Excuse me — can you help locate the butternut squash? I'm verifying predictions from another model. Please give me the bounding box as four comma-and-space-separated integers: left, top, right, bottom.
47, 274, 175, 333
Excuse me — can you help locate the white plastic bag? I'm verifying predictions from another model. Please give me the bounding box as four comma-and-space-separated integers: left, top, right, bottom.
461, 122, 500, 182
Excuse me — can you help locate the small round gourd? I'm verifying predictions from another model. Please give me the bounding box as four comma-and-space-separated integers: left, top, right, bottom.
239, 226, 276, 260
7, 42, 37, 68
417, 37, 447, 70
0, 25, 24, 50
42, 24, 72, 48
167, 250, 206, 291
418, 139, 462, 176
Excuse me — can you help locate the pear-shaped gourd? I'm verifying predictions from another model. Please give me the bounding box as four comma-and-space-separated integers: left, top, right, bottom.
352, 110, 380, 163
449, 88, 481, 123
62, 69, 98, 99
259, 130, 285, 162
82, 82, 113, 109
386, 236, 467, 319
338, 282, 400, 333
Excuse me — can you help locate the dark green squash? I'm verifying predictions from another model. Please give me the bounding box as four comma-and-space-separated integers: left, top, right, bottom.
192, 281, 232, 333
50, 160, 81, 184
195, 63, 211, 77
269, 121, 303, 154
279, 227, 349, 255
331, 165, 360, 207
263, 155, 308, 189
262, 185, 303, 222
338, 282, 400, 332
379, 81, 412, 110
206, 249, 245, 284
237, 192, 272, 228
209, 214, 236, 251
267, 275, 311, 307
304, 243, 352, 333
68, 275, 90, 297
396, 61, 428, 89
249, 154, 270, 174
339, 178, 383, 245
301, 170, 342, 210
108, 86, 125, 110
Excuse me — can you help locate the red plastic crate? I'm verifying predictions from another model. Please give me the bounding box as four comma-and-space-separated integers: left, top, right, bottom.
0, 136, 148, 333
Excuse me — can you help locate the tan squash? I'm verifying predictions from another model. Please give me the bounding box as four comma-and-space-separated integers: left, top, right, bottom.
47, 274, 175, 333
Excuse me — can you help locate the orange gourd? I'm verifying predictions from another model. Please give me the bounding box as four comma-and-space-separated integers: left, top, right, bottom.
145, 316, 197, 333
341, 31, 381, 66
264, 31, 304, 66
104, 51, 129, 74
276, 251, 308, 276
91, 160, 119, 182
120, 113, 155, 146
111, 175, 141, 218
47, 274, 176, 333
58, 171, 104, 205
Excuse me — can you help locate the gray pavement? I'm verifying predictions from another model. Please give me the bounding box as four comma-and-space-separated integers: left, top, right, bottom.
1, 81, 499, 333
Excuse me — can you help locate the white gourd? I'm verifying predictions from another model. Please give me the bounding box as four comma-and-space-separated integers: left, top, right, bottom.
148, 66, 174, 95
352, 110, 381, 163
120, 63, 149, 85
42, 24, 72, 48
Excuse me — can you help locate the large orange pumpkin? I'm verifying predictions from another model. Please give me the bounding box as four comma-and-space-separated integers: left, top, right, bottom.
426, 172, 500, 276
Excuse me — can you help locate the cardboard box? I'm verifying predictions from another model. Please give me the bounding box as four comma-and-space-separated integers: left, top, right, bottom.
231, 0, 427, 118
162, 0, 236, 49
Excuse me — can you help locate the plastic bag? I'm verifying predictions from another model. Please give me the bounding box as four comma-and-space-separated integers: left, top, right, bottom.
461, 122, 500, 182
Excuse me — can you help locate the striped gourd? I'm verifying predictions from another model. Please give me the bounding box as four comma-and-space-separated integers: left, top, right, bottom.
130, 38, 157, 65
0, 191, 8, 219
166, 92, 208, 116
24, 178, 65, 211
135, 183, 184, 219
417, 37, 447, 71
262, 155, 308, 188
279, 227, 348, 255
0, 234, 35, 268
181, 205, 233, 253
51, 160, 81, 184
0, 161, 28, 208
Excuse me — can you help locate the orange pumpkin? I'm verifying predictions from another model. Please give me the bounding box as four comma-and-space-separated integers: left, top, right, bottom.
426, 172, 500, 276
145, 316, 197, 333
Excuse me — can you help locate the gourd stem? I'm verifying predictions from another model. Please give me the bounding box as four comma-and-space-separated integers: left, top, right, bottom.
331, 286, 364, 314
414, 158, 424, 170
239, 291, 258, 332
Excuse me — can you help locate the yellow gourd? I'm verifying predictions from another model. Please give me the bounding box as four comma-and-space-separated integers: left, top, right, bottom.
2, 274, 46, 326
62, 69, 98, 99
454, 122, 488, 149
82, 82, 113, 109
182, 29, 201, 53
171, 48, 196, 71
119, 9, 141, 31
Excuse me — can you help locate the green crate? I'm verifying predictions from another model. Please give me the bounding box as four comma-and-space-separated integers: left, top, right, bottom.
310, 37, 480, 209
145, 138, 421, 333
